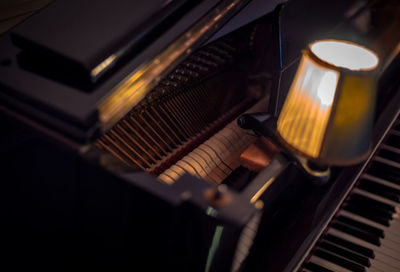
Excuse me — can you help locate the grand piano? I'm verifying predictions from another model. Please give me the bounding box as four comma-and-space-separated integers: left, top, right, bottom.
1, 0, 399, 271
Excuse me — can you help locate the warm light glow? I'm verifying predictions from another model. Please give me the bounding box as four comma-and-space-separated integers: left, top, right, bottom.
317, 71, 338, 107
277, 56, 339, 158
311, 40, 378, 71
278, 39, 379, 164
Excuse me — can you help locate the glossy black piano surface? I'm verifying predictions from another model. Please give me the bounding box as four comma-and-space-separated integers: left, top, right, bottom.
1, 0, 400, 271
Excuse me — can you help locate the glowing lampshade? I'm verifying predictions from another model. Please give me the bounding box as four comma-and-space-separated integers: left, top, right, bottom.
277, 40, 379, 165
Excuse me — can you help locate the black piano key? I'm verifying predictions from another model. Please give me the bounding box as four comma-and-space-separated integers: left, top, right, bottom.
368, 161, 400, 186
343, 204, 391, 226
304, 262, 334, 272
314, 249, 366, 272
379, 149, 400, 163
346, 199, 394, 222
358, 179, 400, 202
319, 241, 371, 267
337, 215, 384, 238
346, 199, 393, 222
364, 178, 400, 195
386, 134, 400, 148
350, 193, 396, 213
332, 222, 381, 246
325, 234, 374, 258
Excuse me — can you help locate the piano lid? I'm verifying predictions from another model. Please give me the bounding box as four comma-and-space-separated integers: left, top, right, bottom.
10, 0, 195, 84
0, 0, 253, 144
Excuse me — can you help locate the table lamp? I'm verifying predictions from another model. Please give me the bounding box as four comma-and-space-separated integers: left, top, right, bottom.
277, 40, 379, 168
239, 39, 379, 183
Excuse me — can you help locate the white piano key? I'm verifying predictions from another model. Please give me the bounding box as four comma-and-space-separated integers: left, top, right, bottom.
388, 219, 400, 229
368, 259, 391, 272
380, 239, 400, 259
367, 261, 385, 272
368, 266, 385, 272
384, 229, 400, 243
372, 252, 400, 271
369, 258, 399, 272
381, 230, 400, 245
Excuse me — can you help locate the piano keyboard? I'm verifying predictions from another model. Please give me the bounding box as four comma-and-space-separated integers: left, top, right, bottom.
302, 120, 400, 272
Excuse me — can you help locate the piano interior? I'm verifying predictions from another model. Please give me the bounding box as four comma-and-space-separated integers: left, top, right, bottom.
1, 0, 400, 271
94, 24, 270, 184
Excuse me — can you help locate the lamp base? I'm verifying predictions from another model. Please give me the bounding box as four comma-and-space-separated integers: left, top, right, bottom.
297, 157, 330, 185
